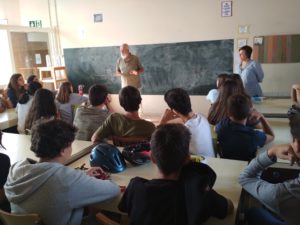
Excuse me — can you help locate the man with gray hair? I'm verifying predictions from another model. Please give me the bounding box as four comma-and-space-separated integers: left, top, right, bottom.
116, 43, 144, 89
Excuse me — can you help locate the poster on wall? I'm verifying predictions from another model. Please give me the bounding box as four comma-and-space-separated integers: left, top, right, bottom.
221, 1, 232, 17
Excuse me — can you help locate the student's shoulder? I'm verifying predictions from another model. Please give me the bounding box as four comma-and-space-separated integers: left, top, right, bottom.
182, 161, 215, 177
0, 153, 10, 165
215, 117, 230, 130
129, 176, 148, 184
142, 119, 155, 128
127, 177, 150, 190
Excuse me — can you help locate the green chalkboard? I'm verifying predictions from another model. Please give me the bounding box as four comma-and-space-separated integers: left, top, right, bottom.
64, 40, 233, 95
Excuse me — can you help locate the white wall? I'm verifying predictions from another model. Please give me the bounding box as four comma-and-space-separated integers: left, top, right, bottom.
1, 0, 300, 113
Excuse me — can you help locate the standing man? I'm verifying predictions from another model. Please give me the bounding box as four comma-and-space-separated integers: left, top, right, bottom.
116, 43, 144, 89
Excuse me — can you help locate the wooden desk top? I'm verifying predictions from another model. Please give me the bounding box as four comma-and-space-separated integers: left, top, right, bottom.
0, 109, 17, 130
0, 132, 95, 165
70, 155, 247, 225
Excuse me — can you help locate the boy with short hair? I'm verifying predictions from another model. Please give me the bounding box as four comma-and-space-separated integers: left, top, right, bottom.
119, 123, 233, 225
92, 86, 155, 143
160, 88, 215, 157
239, 114, 300, 225
4, 120, 119, 225
73, 84, 113, 141
216, 94, 274, 161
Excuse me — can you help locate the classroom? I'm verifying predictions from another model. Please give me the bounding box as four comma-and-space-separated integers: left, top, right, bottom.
0, 1, 300, 225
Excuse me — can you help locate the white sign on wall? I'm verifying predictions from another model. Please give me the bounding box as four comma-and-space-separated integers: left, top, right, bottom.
221, 1, 232, 17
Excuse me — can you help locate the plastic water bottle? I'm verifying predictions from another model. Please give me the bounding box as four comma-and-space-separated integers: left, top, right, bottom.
78, 84, 84, 96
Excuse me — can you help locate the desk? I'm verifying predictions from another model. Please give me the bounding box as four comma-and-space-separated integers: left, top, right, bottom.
1, 133, 95, 165
0, 109, 17, 130
254, 98, 291, 118
70, 155, 247, 225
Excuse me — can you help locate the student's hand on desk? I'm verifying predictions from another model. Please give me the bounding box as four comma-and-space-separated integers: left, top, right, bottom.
86, 167, 104, 177
268, 144, 300, 166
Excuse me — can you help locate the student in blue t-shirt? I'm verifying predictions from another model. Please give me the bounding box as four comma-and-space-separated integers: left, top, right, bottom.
216, 94, 274, 161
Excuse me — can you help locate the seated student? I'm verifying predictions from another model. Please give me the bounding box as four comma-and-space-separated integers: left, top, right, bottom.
0, 130, 10, 212
208, 78, 248, 126
6, 73, 26, 108
56, 81, 88, 124
91, 86, 155, 143
4, 120, 119, 225
16, 81, 42, 134
25, 88, 59, 131
206, 73, 228, 104
216, 94, 274, 161
119, 124, 233, 225
27, 75, 39, 84
239, 114, 300, 225
73, 84, 113, 141
160, 88, 214, 157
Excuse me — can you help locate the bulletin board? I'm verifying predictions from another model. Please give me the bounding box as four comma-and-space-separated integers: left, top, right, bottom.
253, 34, 300, 63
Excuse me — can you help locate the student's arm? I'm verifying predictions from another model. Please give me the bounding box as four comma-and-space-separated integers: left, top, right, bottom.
104, 94, 114, 113
206, 189, 234, 219
65, 168, 120, 208
239, 145, 299, 215
159, 109, 178, 125
118, 178, 136, 213
250, 111, 274, 144
259, 114, 275, 144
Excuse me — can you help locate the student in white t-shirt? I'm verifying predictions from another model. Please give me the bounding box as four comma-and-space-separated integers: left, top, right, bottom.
160, 88, 215, 157
206, 74, 228, 104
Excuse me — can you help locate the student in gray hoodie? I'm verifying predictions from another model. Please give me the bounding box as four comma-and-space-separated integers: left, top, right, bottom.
239, 114, 300, 225
4, 119, 120, 225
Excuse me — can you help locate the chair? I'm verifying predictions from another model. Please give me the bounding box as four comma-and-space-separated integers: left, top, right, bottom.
95, 212, 121, 225
210, 125, 222, 157
112, 136, 150, 147
0, 209, 43, 225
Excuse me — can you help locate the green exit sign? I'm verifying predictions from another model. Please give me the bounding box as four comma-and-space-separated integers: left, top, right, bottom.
29, 20, 42, 28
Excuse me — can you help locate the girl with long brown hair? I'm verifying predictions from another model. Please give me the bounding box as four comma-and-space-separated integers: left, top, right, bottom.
56, 82, 88, 124
7, 73, 26, 108
25, 89, 58, 131
208, 79, 249, 125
